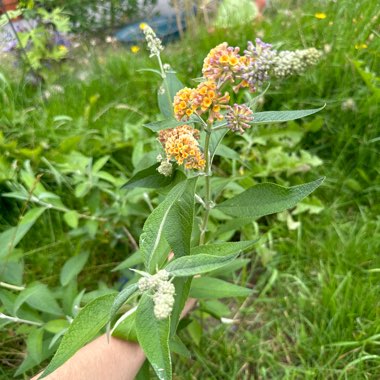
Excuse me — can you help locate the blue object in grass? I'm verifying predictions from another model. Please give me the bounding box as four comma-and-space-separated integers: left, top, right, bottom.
115, 14, 186, 44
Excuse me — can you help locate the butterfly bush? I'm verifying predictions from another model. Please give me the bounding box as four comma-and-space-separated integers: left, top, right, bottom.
40, 25, 324, 380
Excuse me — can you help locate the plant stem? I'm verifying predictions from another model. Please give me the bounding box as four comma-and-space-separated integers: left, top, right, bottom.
199, 125, 212, 245
0, 282, 25, 291
0, 313, 43, 327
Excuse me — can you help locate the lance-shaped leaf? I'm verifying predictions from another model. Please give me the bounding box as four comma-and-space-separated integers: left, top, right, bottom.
169, 277, 191, 337
191, 240, 258, 256
39, 293, 116, 379
109, 283, 139, 322
0, 207, 46, 258
144, 118, 189, 132
217, 177, 324, 218
158, 71, 183, 118
165, 253, 238, 277
163, 178, 196, 259
190, 277, 252, 299
136, 294, 172, 380
122, 163, 175, 189
251, 105, 325, 124
140, 178, 196, 273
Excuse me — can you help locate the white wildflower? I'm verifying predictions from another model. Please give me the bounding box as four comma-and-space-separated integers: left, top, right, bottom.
272, 48, 322, 78
140, 23, 163, 58
341, 98, 357, 111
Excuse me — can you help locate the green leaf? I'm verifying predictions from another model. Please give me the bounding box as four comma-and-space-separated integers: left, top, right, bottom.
92, 155, 110, 173
170, 336, 191, 358
140, 178, 196, 273
189, 277, 252, 299
27, 328, 44, 364
158, 72, 184, 118
208, 128, 228, 162
144, 118, 189, 132
0, 256, 24, 285
40, 293, 116, 379
122, 163, 176, 189
112, 250, 143, 272
163, 178, 196, 259
191, 240, 258, 257
109, 283, 139, 321
44, 319, 70, 334
251, 105, 325, 124
136, 294, 172, 380
14, 283, 63, 316
217, 178, 324, 218
63, 210, 79, 229
112, 311, 138, 342
0, 207, 46, 258
200, 300, 230, 319
169, 277, 191, 338
187, 319, 202, 346
165, 253, 238, 277
60, 252, 89, 287
214, 144, 241, 161
208, 258, 251, 277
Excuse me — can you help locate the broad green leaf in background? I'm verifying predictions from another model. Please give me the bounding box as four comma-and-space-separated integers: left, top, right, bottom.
144, 118, 189, 132
0, 207, 46, 258
39, 293, 116, 379
140, 178, 196, 273
165, 253, 238, 277
14, 283, 63, 316
0, 255, 24, 285
191, 240, 258, 256
189, 277, 252, 299
122, 163, 176, 189
112, 250, 143, 272
170, 336, 191, 358
109, 283, 139, 321
251, 105, 325, 124
199, 300, 230, 319
27, 328, 44, 364
158, 71, 184, 118
217, 178, 324, 218
136, 294, 172, 380
60, 252, 89, 287
214, 144, 242, 161
63, 210, 79, 228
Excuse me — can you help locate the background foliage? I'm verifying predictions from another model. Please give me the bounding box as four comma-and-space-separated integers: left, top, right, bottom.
0, 0, 379, 378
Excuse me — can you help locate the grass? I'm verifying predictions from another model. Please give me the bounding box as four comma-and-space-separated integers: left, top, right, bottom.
0, 0, 379, 378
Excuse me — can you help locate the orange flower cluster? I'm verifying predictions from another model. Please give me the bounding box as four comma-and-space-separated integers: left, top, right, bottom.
158, 125, 205, 170
202, 43, 243, 86
173, 80, 230, 122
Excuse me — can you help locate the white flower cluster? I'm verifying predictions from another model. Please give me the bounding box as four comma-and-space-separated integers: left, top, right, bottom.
138, 270, 175, 320
272, 48, 322, 78
140, 24, 164, 58
156, 155, 173, 177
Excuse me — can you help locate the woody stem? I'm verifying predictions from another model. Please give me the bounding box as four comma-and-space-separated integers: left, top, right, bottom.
199, 124, 212, 245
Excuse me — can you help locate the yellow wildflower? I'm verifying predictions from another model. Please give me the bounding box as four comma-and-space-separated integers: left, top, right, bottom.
130, 45, 140, 53
315, 12, 327, 19
354, 43, 368, 50
139, 22, 148, 30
